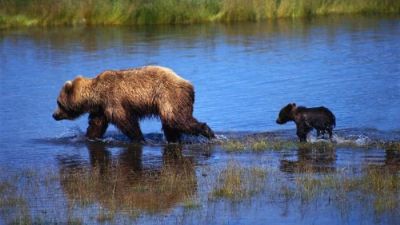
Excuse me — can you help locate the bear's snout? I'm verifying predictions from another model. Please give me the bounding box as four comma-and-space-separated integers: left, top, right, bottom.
52, 108, 66, 121
276, 119, 283, 124
53, 112, 62, 121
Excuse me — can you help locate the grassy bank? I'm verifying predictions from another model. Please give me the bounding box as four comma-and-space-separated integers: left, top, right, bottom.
1, 0, 399, 28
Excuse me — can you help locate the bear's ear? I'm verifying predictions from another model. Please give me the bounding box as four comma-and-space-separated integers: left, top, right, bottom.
292, 103, 296, 107
64, 80, 73, 93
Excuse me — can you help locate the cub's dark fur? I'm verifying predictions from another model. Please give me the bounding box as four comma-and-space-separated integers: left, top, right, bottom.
276, 103, 336, 142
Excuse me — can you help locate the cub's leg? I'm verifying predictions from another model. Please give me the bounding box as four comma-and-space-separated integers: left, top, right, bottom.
296, 123, 312, 142
327, 127, 333, 139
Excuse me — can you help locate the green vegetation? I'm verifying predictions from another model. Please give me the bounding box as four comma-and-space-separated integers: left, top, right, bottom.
221, 139, 298, 152
1, 0, 399, 28
0, 151, 399, 224
293, 167, 400, 213
385, 141, 400, 151
221, 138, 336, 152
221, 137, 400, 153
211, 161, 267, 201
221, 140, 246, 152
0, 161, 196, 224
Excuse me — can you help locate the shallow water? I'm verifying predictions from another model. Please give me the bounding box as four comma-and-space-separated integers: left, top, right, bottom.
0, 16, 400, 225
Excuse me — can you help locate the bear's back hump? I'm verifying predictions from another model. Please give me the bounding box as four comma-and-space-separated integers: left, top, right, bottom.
95, 66, 191, 87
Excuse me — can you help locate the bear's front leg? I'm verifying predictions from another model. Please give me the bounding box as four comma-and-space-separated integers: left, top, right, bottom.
106, 107, 145, 143
296, 123, 311, 142
86, 113, 109, 140
119, 119, 145, 143
172, 116, 215, 140
162, 124, 181, 143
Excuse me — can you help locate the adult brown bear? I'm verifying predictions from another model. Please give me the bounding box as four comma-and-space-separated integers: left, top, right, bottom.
53, 66, 215, 143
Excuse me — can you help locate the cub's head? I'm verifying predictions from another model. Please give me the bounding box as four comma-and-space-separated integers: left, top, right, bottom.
276, 103, 296, 124
53, 77, 86, 121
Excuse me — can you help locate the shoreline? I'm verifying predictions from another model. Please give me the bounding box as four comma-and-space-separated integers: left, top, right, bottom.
1, 0, 399, 28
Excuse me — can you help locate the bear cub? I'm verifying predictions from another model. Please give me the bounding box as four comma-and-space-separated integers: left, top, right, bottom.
276, 103, 336, 142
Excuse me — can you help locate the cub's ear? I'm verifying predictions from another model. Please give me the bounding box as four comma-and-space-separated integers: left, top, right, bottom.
291, 103, 296, 107
64, 80, 73, 93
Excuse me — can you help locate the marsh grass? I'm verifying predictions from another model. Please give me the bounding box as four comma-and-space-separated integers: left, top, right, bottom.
0, 160, 197, 223
0, 168, 67, 225
60, 162, 197, 215
221, 140, 246, 152
252, 139, 298, 151
293, 167, 400, 212
221, 137, 400, 153
0, 152, 399, 224
211, 161, 267, 201
182, 197, 201, 209
1, 0, 399, 27
221, 138, 336, 152
385, 142, 400, 151
222, 139, 297, 152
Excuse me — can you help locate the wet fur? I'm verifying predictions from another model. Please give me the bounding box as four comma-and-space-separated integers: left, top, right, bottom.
53, 66, 215, 142
276, 103, 336, 142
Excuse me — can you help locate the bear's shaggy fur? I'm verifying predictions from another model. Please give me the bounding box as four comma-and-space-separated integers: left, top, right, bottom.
53, 66, 215, 142
276, 103, 336, 142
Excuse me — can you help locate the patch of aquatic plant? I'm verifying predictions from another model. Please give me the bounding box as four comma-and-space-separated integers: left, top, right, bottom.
251, 140, 298, 151
221, 138, 337, 152
0, 159, 197, 223
1, 0, 399, 27
298, 141, 335, 150
0, 168, 84, 225
385, 142, 400, 151
221, 140, 246, 152
60, 162, 197, 214
292, 167, 400, 212
182, 197, 202, 209
211, 161, 267, 201
334, 140, 400, 151
222, 137, 400, 153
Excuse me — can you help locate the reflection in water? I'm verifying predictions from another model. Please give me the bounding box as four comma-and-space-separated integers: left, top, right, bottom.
384, 149, 400, 171
58, 143, 196, 214
280, 145, 336, 173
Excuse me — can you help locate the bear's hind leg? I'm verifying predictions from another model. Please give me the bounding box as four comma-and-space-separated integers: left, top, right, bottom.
316, 129, 321, 138
327, 127, 333, 140
86, 113, 109, 140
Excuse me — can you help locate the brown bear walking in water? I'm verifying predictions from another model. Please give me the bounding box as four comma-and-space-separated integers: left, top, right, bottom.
276, 103, 336, 142
53, 66, 215, 143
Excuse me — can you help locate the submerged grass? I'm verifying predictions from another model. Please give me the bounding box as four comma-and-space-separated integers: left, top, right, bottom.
0, 158, 197, 223
1, 0, 399, 28
294, 167, 400, 212
0, 152, 399, 223
211, 161, 267, 201
221, 136, 400, 153
221, 138, 336, 152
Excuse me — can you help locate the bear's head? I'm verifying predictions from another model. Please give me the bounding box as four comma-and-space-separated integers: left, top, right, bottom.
276, 103, 296, 124
53, 77, 88, 121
